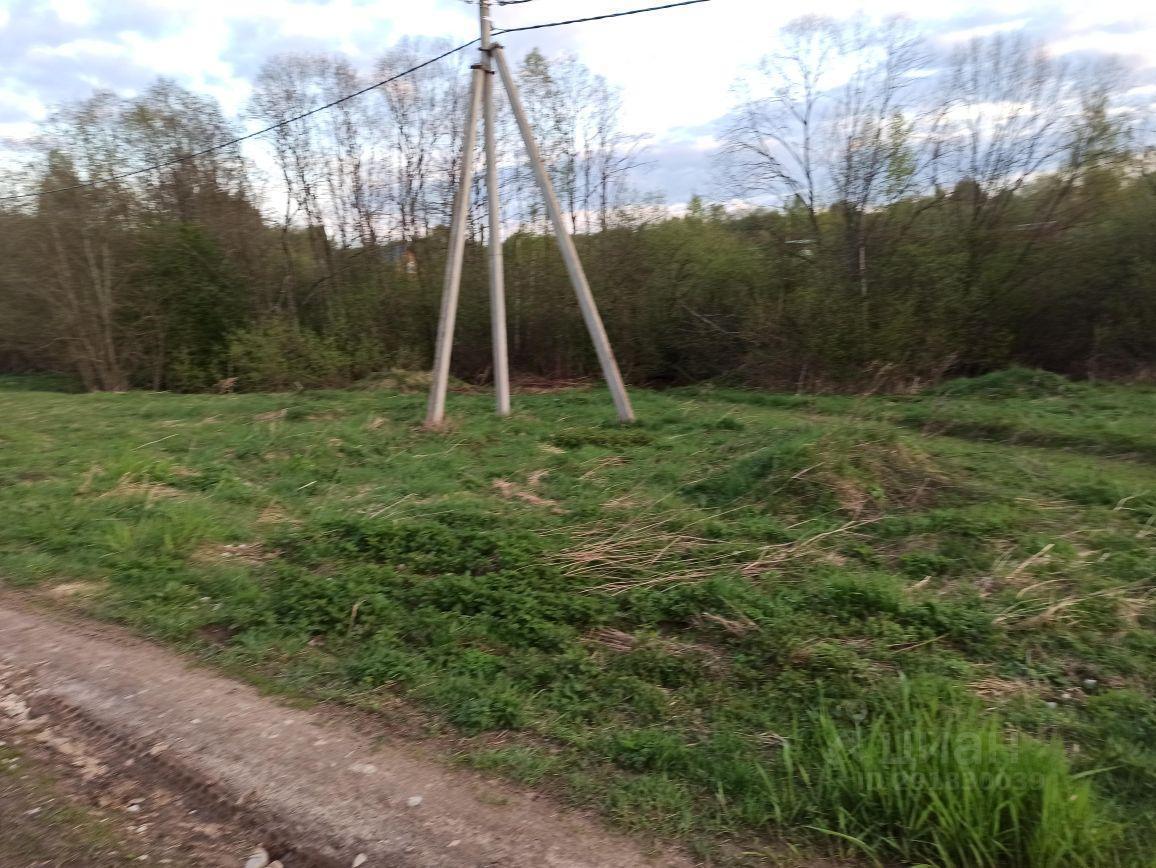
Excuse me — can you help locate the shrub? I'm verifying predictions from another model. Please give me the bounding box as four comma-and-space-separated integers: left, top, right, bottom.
227, 320, 353, 391
422, 675, 527, 733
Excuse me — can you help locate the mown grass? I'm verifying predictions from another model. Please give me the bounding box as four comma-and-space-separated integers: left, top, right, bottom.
1, 373, 1154, 866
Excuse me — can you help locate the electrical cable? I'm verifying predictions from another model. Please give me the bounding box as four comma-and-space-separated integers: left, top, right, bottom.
493, 0, 709, 35
0, 38, 478, 202
1, 0, 713, 202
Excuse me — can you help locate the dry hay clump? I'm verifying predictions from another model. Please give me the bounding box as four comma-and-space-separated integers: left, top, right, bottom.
583, 626, 638, 653
492, 470, 566, 513
689, 428, 958, 518
793, 435, 954, 516
554, 507, 876, 594
969, 675, 1037, 701
44, 580, 108, 600
191, 542, 275, 567
256, 503, 301, 528
993, 582, 1153, 633
582, 627, 727, 672
98, 474, 185, 502
554, 511, 718, 592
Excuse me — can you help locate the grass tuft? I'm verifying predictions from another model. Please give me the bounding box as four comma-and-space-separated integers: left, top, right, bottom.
781, 680, 1120, 867
687, 427, 954, 516
930, 368, 1079, 400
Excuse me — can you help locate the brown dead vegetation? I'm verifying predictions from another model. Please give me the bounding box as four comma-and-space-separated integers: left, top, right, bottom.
44, 580, 108, 600
822, 440, 948, 517
970, 675, 1036, 701
695, 612, 758, 636
583, 627, 637, 653
191, 542, 273, 567
75, 464, 104, 495
511, 376, 593, 393
994, 583, 1153, 632
492, 472, 565, 513
99, 475, 184, 501
255, 504, 298, 527
558, 509, 875, 595
581, 627, 727, 672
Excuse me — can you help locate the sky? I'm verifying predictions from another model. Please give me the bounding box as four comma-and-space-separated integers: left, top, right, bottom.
2, 0, 1156, 205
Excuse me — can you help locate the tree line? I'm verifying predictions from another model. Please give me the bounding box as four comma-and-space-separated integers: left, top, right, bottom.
1, 20, 1153, 393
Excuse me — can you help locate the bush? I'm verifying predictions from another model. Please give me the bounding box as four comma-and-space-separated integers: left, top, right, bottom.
227, 320, 354, 391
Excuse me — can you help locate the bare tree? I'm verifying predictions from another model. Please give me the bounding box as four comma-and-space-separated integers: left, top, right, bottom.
932, 35, 1127, 295
722, 14, 932, 311
722, 17, 839, 235
251, 55, 346, 316
828, 18, 926, 296
124, 79, 249, 222
376, 39, 470, 241
10, 97, 136, 390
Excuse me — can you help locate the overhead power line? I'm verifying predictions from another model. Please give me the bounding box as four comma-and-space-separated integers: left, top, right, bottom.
0, 39, 478, 203
494, 0, 709, 35
1, 0, 712, 203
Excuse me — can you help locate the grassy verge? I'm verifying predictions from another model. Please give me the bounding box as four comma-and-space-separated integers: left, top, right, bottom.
1, 373, 1153, 865
690, 369, 1156, 462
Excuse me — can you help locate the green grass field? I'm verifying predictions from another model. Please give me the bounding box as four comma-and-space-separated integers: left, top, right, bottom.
1, 370, 1154, 866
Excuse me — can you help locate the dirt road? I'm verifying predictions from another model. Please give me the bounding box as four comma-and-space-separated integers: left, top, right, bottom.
0, 598, 690, 867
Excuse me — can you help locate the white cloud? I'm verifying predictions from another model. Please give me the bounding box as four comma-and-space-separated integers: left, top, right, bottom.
49, 0, 96, 26
1049, 30, 1156, 60
120, 26, 234, 81
0, 89, 49, 121
0, 120, 41, 140
28, 38, 126, 60
940, 18, 1029, 43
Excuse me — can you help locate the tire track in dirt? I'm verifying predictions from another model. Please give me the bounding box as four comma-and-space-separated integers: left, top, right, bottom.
0, 598, 690, 868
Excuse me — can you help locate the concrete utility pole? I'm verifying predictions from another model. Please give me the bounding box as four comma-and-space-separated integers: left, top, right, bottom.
426, 64, 484, 426
425, 0, 635, 426
479, 0, 511, 417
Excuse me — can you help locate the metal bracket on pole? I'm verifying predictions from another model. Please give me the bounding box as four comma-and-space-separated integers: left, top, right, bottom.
491, 44, 635, 423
